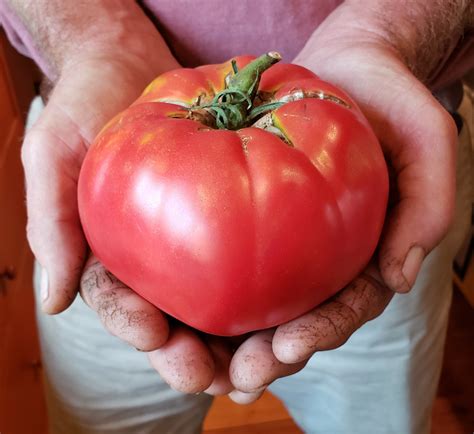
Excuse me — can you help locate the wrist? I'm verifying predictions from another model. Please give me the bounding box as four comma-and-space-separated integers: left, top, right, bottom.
58, 17, 180, 84
6, 0, 179, 81
297, 0, 472, 84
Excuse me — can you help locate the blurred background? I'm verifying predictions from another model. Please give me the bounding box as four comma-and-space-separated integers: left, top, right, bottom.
0, 28, 472, 434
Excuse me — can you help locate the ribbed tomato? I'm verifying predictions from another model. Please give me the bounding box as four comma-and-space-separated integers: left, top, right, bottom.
78, 53, 388, 336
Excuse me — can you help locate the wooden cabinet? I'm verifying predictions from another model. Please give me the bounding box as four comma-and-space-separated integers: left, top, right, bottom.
0, 29, 48, 433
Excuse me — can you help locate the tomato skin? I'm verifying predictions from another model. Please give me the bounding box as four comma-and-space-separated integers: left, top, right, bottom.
78, 56, 388, 336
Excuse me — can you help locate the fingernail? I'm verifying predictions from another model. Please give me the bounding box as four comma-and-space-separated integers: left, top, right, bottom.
40, 266, 49, 302
228, 389, 264, 405
402, 246, 425, 289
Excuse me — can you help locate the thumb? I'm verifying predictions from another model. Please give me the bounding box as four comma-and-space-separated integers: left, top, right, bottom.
22, 98, 89, 313
21, 58, 147, 313
308, 49, 459, 293
375, 84, 458, 293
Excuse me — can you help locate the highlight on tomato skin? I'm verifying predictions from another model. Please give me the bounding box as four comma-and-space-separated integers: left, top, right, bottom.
77, 52, 389, 336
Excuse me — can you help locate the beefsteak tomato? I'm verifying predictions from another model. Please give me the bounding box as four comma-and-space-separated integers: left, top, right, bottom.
78, 52, 388, 336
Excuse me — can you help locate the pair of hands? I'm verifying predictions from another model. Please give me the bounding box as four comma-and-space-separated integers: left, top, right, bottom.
21, 26, 456, 403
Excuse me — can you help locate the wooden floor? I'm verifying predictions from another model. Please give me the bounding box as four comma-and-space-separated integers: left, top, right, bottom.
204, 390, 301, 433
432, 288, 474, 434
203, 289, 474, 434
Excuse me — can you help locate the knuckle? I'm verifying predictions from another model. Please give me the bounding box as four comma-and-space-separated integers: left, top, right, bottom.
98, 294, 152, 331
21, 128, 50, 172
80, 260, 114, 301
96, 293, 126, 326
230, 355, 272, 391
437, 202, 455, 236
437, 109, 458, 148
20, 132, 35, 169
80, 262, 158, 336
426, 192, 455, 243
25, 220, 36, 246
25, 220, 44, 258
314, 306, 357, 347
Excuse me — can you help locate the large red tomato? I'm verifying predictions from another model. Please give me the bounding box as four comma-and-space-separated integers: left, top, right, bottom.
78, 53, 388, 336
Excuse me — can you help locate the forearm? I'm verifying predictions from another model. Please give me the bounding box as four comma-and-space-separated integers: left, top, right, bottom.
4, 0, 178, 80
297, 0, 473, 86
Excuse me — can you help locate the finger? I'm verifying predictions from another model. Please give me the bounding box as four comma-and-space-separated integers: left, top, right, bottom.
230, 330, 306, 393
80, 255, 169, 351
228, 389, 265, 405
273, 269, 393, 364
148, 327, 215, 394
22, 119, 88, 314
204, 337, 234, 396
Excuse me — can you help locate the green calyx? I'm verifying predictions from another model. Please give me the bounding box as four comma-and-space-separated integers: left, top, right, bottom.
200, 51, 282, 130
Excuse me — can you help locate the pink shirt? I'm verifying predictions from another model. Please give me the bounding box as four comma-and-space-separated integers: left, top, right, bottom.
0, 0, 472, 88
141, 0, 341, 66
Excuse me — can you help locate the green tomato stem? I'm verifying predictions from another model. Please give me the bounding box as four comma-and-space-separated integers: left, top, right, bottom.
227, 51, 281, 102
200, 52, 282, 130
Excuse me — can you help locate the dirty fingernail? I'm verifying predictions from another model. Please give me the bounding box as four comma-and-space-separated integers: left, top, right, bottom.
402, 246, 425, 289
